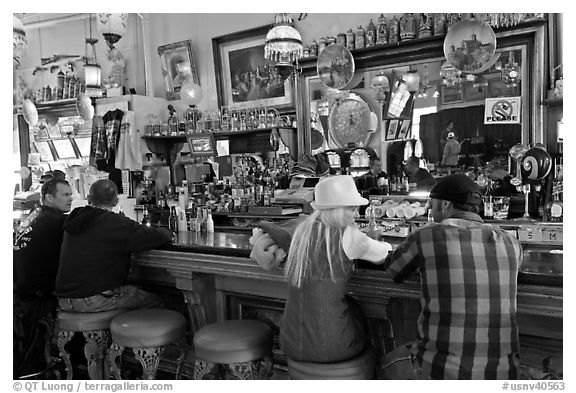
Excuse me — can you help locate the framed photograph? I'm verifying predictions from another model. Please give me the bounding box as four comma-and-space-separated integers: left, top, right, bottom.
158, 40, 199, 100
397, 119, 411, 140
385, 119, 400, 141
212, 25, 293, 111
441, 85, 463, 105
187, 134, 215, 157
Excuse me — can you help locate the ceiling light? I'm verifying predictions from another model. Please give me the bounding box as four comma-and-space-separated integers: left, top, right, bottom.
264, 14, 303, 80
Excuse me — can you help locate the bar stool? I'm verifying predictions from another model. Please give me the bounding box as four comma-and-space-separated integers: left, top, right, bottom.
108, 309, 187, 380
56, 309, 127, 380
193, 319, 273, 380
287, 346, 376, 380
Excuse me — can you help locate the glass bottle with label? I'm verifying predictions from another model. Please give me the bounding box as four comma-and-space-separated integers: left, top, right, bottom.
169, 206, 178, 232
141, 206, 151, 227
483, 179, 494, 219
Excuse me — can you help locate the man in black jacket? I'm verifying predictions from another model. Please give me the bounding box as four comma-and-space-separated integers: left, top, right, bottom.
54, 179, 172, 312
13, 177, 73, 378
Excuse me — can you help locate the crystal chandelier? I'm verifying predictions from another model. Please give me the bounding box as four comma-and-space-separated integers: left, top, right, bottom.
13, 15, 27, 69
97, 13, 128, 49
264, 14, 303, 80
501, 51, 521, 87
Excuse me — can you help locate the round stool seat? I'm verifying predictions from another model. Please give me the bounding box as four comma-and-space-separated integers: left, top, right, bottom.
288, 346, 376, 380
110, 309, 186, 348
194, 320, 272, 364
57, 309, 127, 331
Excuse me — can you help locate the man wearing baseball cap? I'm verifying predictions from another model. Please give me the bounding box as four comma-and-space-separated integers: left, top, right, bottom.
441, 131, 460, 167
380, 174, 523, 379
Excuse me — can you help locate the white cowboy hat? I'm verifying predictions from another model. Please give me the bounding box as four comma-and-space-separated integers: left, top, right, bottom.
310, 175, 368, 210
447, 132, 455, 139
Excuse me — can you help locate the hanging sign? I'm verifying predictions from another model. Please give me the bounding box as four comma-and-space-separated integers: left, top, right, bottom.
484, 97, 521, 124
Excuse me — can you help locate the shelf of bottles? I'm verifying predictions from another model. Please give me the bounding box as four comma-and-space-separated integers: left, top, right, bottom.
143, 104, 294, 138
140, 154, 293, 232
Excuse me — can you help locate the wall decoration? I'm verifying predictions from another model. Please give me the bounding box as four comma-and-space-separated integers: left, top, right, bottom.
443, 18, 497, 74
158, 40, 199, 100
440, 85, 463, 105
385, 119, 400, 141
212, 25, 293, 111
397, 119, 411, 140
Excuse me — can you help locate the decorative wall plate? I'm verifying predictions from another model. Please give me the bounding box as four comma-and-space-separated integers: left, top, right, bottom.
328, 92, 376, 148
317, 44, 355, 89
443, 18, 497, 74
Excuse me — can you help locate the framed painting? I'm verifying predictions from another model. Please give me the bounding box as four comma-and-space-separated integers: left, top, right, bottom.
440, 85, 463, 105
187, 134, 215, 157
385, 119, 400, 141
158, 40, 199, 100
212, 25, 293, 111
397, 119, 411, 140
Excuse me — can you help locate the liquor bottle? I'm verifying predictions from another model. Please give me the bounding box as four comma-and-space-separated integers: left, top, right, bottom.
483, 179, 494, 219
156, 192, 165, 209
141, 206, 151, 227
169, 206, 178, 232
206, 211, 214, 232
549, 190, 563, 222
366, 202, 379, 240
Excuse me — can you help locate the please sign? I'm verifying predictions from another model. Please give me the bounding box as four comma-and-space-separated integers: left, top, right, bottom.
484, 97, 521, 124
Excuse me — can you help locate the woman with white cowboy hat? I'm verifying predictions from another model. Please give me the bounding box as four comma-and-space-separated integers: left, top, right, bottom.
251, 175, 392, 363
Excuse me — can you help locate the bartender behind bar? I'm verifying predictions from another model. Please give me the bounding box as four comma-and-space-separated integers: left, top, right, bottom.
360, 156, 388, 195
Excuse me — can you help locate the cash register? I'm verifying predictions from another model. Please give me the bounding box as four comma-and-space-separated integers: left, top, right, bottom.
273, 176, 320, 214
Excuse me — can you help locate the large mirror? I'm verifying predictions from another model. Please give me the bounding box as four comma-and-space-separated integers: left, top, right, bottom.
297, 21, 546, 177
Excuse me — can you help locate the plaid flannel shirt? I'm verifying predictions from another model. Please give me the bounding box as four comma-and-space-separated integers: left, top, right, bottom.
383, 212, 523, 379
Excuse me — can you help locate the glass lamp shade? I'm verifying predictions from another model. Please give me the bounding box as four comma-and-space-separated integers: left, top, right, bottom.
179, 80, 203, 106
97, 13, 128, 47
370, 71, 390, 103
13, 15, 27, 68
403, 71, 420, 92
84, 64, 103, 98
264, 14, 303, 63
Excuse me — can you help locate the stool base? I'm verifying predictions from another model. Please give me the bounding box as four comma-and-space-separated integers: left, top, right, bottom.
108, 338, 187, 380
193, 357, 273, 380
57, 329, 110, 380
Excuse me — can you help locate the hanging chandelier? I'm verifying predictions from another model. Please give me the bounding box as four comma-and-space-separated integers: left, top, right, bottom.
84, 16, 103, 98
13, 14, 27, 69
264, 13, 303, 80
501, 51, 521, 87
97, 13, 128, 49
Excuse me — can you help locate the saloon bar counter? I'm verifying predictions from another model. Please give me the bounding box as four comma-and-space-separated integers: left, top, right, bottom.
129, 227, 563, 374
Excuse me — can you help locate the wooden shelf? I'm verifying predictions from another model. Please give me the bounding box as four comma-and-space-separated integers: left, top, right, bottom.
142, 135, 187, 142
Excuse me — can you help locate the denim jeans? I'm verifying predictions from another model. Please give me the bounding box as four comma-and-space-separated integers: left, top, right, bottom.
379, 341, 431, 380
57, 285, 163, 313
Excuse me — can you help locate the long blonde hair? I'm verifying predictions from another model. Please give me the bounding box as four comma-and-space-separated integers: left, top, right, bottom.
284, 207, 352, 288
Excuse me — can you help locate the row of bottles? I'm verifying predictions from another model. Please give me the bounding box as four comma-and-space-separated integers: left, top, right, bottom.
141, 203, 214, 233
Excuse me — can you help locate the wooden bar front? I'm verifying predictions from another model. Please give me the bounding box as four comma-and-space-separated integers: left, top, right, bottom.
130, 230, 562, 375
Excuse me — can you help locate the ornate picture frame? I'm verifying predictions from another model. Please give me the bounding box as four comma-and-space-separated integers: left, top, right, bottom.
158, 40, 199, 101
212, 25, 294, 111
